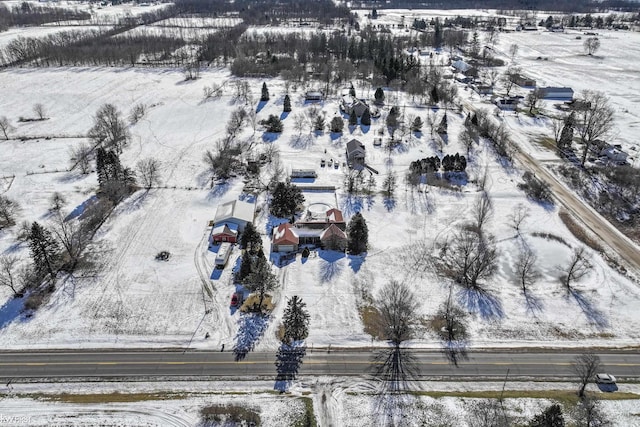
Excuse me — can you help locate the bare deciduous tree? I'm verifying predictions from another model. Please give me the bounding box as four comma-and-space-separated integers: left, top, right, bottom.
515, 244, 540, 293
572, 353, 601, 398
128, 103, 146, 124
434, 290, 469, 365
472, 192, 493, 235
33, 103, 46, 120
441, 230, 498, 288
0, 116, 14, 139
467, 399, 510, 427
50, 212, 89, 270
459, 127, 475, 155
574, 394, 610, 426
69, 142, 93, 174
0, 255, 22, 297
226, 107, 248, 138
376, 281, 419, 346
583, 37, 601, 56
136, 158, 161, 190
49, 192, 66, 213
576, 90, 615, 166
0, 195, 19, 229
526, 88, 543, 115
508, 203, 530, 234
560, 247, 593, 290
508, 43, 519, 62
203, 136, 241, 181
88, 104, 130, 154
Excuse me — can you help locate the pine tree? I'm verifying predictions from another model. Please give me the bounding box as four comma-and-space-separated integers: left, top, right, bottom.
437, 113, 448, 134
529, 403, 565, 427
349, 84, 356, 97
330, 116, 344, 133
240, 222, 262, 253
29, 222, 60, 279
244, 255, 278, 311
261, 82, 270, 102
558, 112, 575, 150
314, 115, 325, 132
348, 109, 358, 126
238, 251, 253, 282
270, 182, 305, 218
360, 108, 371, 126
282, 295, 310, 343
374, 87, 385, 105
283, 94, 291, 113
347, 212, 368, 254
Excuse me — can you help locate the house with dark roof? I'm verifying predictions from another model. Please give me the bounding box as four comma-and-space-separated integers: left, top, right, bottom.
346, 139, 365, 166
539, 87, 574, 101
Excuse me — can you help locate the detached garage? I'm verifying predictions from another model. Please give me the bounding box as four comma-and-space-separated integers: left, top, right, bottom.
272, 223, 299, 253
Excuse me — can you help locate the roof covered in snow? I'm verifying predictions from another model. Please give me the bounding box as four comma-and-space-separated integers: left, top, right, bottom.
214, 199, 255, 224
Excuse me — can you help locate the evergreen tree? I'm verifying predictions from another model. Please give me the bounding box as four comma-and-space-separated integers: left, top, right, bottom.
240, 222, 262, 253
244, 255, 278, 311
437, 113, 448, 134
330, 116, 344, 133
374, 87, 385, 105
411, 116, 423, 132
262, 115, 283, 132
283, 94, 291, 113
386, 106, 399, 130
430, 86, 439, 104
348, 109, 358, 126
558, 112, 575, 150
260, 82, 269, 101
529, 403, 564, 427
270, 182, 305, 218
282, 295, 310, 343
29, 222, 60, 279
238, 251, 253, 282
349, 84, 356, 97
347, 212, 368, 254
314, 115, 326, 132
360, 108, 371, 126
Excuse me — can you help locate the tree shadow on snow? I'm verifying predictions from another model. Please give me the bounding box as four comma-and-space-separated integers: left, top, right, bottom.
568, 289, 609, 329
0, 294, 27, 329
348, 254, 365, 273
457, 286, 504, 321
274, 342, 306, 392
318, 250, 345, 283
523, 290, 544, 316
232, 313, 270, 361
262, 132, 280, 143
289, 134, 314, 150
256, 100, 267, 114
340, 194, 363, 218
442, 340, 469, 367
280, 111, 289, 120
206, 181, 231, 200
383, 196, 396, 212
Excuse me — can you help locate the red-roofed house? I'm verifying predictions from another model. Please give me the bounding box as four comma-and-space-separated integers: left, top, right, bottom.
271, 222, 300, 253
210, 222, 239, 245
320, 223, 347, 251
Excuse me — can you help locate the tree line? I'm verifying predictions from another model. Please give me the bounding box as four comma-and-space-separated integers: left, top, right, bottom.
0, 2, 90, 31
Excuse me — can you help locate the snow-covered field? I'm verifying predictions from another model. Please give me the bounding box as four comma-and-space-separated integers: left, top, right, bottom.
1, 378, 639, 426
1, 11, 640, 356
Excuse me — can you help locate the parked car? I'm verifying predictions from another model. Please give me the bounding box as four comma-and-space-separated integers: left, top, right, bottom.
320, 159, 326, 167
334, 161, 339, 169
230, 292, 242, 307
328, 158, 333, 167
595, 373, 616, 384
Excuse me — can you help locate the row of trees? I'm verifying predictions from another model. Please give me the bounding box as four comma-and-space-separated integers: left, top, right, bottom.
0, 2, 90, 30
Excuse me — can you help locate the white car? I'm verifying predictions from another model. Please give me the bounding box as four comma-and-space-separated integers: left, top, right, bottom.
595, 373, 616, 384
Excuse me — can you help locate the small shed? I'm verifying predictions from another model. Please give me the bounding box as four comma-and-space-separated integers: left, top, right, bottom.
210, 222, 239, 245
291, 169, 317, 179
272, 223, 300, 253
495, 97, 519, 111
305, 91, 323, 102
539, 87, 574, 101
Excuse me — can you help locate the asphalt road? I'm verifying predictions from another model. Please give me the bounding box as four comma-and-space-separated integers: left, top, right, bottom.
0, 350, 638, 380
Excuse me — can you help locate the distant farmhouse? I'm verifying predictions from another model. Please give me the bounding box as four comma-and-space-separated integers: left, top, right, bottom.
305, 91, 323, 102
210, 199, 255, 245
340, 94, 369, 117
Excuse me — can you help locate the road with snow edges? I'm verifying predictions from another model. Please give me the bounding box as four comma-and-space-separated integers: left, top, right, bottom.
0, 350, 638, 380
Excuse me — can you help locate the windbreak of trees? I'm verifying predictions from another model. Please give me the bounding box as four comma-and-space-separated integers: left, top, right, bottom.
174, 0, 350, 25
0, 3, 90, 31
359, 0, 639, 13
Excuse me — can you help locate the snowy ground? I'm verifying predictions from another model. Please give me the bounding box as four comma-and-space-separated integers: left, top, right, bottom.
0, 378, 638, 426
1, 10, 640, 355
